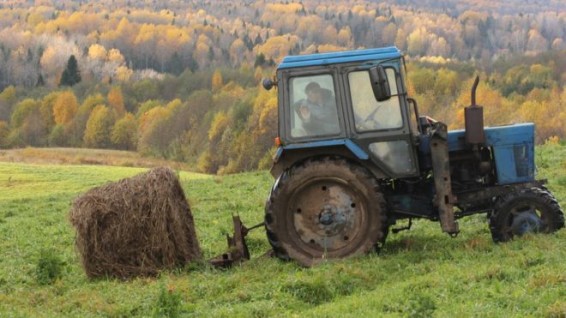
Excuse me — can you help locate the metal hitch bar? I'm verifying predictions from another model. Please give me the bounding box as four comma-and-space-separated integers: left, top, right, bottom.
208, 215, 264, 268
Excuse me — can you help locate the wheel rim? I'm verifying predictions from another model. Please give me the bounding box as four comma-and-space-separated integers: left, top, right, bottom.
288, 178, 368, 255
505, 203, 543, 236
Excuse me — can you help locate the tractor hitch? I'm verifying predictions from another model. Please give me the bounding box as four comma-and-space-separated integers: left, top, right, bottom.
208, 215, 264, 268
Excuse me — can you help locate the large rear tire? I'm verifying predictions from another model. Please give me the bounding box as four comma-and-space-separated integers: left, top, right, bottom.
265, 158, 387, 266
489, 187, 564, 242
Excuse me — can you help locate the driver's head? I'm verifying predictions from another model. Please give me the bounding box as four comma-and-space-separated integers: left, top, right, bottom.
305, 82, 322, 103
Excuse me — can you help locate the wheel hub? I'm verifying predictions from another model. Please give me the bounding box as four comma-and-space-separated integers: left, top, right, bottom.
511, 210, 541, 235
291, 181, 365, 252
318, 205, 347, 226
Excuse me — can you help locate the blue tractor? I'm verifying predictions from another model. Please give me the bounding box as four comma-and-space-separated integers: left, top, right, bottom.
261, 46, 564, 266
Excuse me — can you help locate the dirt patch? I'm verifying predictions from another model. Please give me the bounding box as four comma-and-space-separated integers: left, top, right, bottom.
69, 167, 201, 279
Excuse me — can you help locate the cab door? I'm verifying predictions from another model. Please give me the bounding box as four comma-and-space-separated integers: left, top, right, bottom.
342, 65, 420, 178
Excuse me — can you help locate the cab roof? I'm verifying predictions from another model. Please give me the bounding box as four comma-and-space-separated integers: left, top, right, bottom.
277, 46, 403, 70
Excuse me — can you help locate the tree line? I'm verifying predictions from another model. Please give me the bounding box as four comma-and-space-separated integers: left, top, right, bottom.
0, 49, 564, 174
0, 67, 277, 174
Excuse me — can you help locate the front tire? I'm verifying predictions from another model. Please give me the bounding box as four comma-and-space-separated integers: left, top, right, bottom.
489, 187, 564, 242
265, 158, 387, 266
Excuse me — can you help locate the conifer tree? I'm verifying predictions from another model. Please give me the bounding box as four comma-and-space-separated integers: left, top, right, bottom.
59, 55, 81, 87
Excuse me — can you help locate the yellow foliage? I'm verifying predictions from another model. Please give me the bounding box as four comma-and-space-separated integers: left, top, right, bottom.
88, 44, 107, 61
219, 82, 245, 98
337, 27, 352, 47
111, 112, 137, 150
26, 12, 45, 26
107, 87, 126, 118
450, 79, 512, 129
256, 35, 300, 61
83, 105, 114, 148
134, 23, 157, 45
211, 69, 223, 91
0, 120, 9, 146
545, 136, 560, 145
52, 91, 78, 125
115, 66, 133, 82
0, 86, 17, 103
107, 49, 125, 64
519, 97, 565, 143
138, 106, 168, 134
208, 112, 230, 141
165, 99, 182, 113
317, 44, 346, 53
266, 3, 303, 14
253, 89, 278, 135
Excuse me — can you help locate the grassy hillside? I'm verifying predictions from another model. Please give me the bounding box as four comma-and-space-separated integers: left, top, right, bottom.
0, 145, 565, 317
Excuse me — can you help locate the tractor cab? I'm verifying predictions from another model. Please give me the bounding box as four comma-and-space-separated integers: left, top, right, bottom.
264, 47, 420, 179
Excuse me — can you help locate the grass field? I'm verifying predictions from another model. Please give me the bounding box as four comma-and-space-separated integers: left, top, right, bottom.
1, 145, 566, 317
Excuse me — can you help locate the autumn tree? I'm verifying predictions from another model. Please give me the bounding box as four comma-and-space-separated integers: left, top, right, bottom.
0, 86, 17, 121
137, 105, 171, 157
40, 92, 58, 132
198, 111, 231, 173
53, 91, 79, 125
8, 99, 47, 146
48, 125, 67, 147
211, 69, 223, 91
108, 86, 126, 117
59, 93, 106, 147
0, 121, 9, 148
83, 105, 115, 148
111, 112, 137, 150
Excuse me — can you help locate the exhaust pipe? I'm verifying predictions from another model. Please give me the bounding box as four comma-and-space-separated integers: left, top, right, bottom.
465, 76, 486, 145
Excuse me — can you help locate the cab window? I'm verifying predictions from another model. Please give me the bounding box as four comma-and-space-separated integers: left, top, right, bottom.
349, 68, 402, 132
288, 74, 340, 138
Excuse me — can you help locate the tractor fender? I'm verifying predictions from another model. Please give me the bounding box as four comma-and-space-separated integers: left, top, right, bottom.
270, 140, 386, 180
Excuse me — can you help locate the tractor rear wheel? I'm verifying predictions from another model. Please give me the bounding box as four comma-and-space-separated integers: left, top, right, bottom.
489, 187, 564, 242
265, 158, 387, 266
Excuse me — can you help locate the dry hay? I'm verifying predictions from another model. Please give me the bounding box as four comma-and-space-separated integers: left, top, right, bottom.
69, 167, 201, 279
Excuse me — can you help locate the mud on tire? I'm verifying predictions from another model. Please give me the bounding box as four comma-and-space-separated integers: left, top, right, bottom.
264, 157, 387, 267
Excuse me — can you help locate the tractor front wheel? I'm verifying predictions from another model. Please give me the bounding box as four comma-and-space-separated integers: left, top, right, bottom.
265, 158, 387, 266
489, 187, 564, 242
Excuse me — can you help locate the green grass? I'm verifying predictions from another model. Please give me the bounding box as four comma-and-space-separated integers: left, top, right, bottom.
1, 145, 566, 317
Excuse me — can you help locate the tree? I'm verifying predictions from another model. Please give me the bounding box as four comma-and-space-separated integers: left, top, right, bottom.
83, 105, 115, 148
111, 113, 137, 150
53, 91, 79, 125
11, 99, 40, 128
48, 124, 67, 147
108, 86, 126, 117
0, 120, 9, 148
9, 99, 47, 147
211, 69, 223, 91
59, 55, 81, 87
0, 86, 17, 122
137, 106, 171, 156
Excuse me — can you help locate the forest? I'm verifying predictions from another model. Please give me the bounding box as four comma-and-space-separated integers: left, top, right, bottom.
0, 0, 564, 174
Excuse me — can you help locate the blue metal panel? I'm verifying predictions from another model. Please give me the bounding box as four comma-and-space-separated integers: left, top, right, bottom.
277, 46, 403, 70
273, 139, 369, 162
447, 123, 535, 184
447, 123, 535, 151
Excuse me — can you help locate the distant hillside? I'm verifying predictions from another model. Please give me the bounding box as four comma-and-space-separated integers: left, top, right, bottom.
0, 0, 564, 88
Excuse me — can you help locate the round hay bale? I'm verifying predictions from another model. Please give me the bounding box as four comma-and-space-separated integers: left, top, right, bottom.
69, 167, 201, 279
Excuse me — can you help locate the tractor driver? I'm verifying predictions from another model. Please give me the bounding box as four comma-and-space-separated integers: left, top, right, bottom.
295, 82, 340, 136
